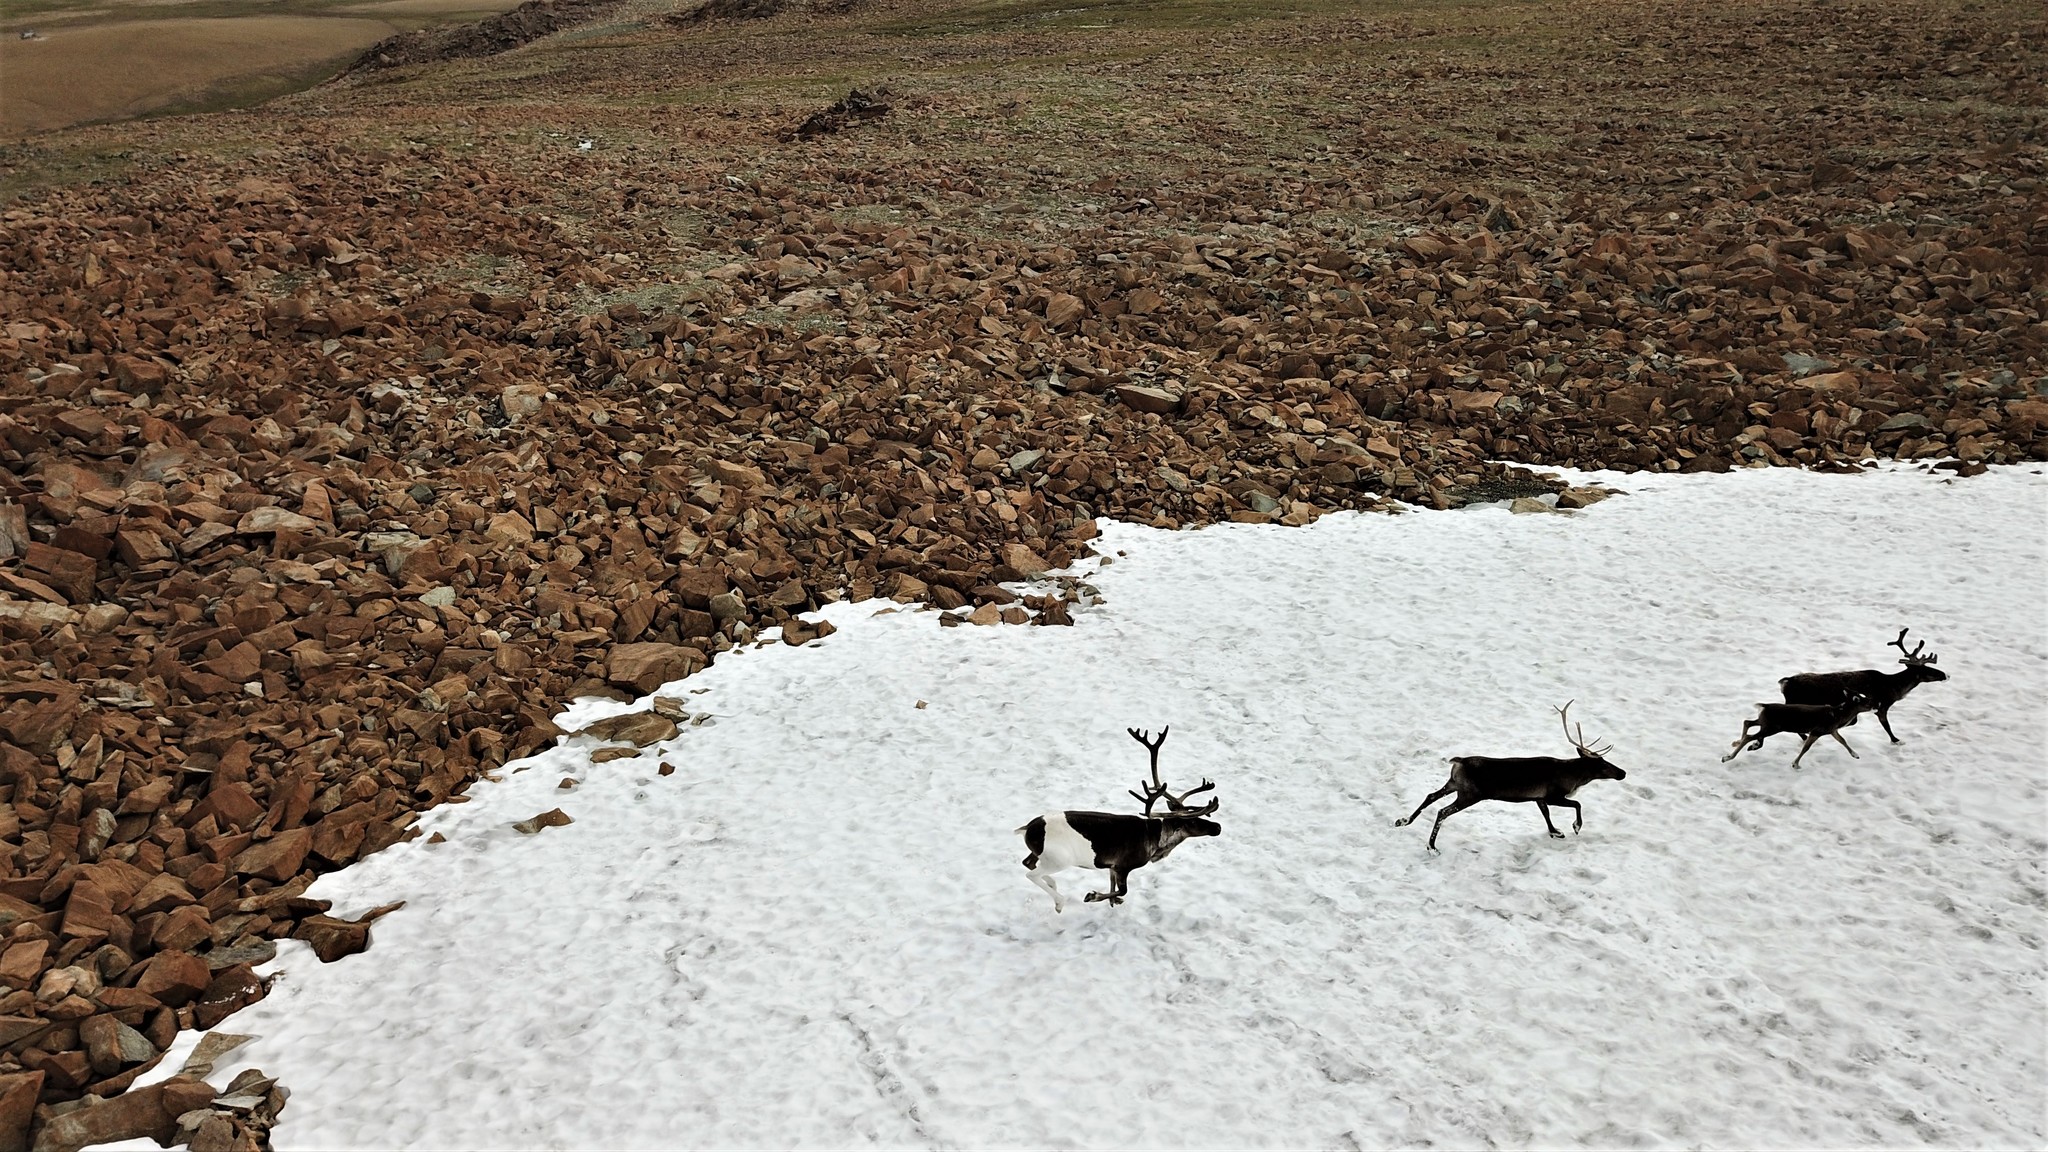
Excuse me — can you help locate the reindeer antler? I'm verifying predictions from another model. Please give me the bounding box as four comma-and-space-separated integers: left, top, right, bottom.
1125, 726, 1220, 817
1555, 700, 1614, 759
1889, 627, 1937, 666
1127, 726, 1169, 788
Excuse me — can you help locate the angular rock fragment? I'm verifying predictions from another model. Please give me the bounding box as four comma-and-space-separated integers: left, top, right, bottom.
575, 710, 679, 746
513, 808, 574, 835
606, 643, 705, 694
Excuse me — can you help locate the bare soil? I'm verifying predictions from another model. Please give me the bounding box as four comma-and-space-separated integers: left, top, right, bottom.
0, 0, 524, 138
341, 0, 624, 73
1, 17, 408, 136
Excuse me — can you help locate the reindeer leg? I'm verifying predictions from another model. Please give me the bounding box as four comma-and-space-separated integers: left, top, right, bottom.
1537, 801, 1565, 839
1394, 783, 1455, 827
1723, 722, 1759, 762
1554, 798, 1583, 834
1084, 868, 1126, 906
1425, 796, 1480, 852
1026, 868, 1064, 914
1790, 731, 1824, 769
1830, 728, 1860, 759
1876, 704, 1900, 743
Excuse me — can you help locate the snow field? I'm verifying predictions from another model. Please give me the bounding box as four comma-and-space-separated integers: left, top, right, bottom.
207, 464, 2044, 1149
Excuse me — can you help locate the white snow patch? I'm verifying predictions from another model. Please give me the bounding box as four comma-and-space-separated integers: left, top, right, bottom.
216, 464, 2046, 1149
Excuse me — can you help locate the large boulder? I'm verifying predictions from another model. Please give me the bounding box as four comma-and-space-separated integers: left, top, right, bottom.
229, 827, 313, 883
606, 643, 704, 694
134, 951, 211, 1008
576, 711, 677, 747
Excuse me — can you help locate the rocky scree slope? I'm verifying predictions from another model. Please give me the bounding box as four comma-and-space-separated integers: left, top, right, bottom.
0, 77, 2044, 1150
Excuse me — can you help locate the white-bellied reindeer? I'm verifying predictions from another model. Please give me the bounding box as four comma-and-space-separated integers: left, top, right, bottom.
1017, 726, 1220, 912
1778, 628, 1948, 744
1393, 703, 1627, 852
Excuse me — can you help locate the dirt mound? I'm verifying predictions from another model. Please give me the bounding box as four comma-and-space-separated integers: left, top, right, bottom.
781, 86, 891, 141
346, 0, 620, 72
671, 0, 865, 22
678, 0, 784, 19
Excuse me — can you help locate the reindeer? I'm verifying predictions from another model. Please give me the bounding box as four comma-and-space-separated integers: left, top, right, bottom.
1778, 628, 1947, 744
1018, 726, 1221, 913
1393, 702, 1627, 852
1723, 695, 1870, 768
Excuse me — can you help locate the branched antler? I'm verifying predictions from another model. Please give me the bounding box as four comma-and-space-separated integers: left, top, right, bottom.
1126, 726, 1220, 817
1555, 700, 1614, 759
1890, 627, 1938, 666
1127, 726, 1168, 788
1129, 778, 1219, 817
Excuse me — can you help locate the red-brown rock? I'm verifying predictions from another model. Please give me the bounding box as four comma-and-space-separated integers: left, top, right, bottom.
134, 951, 211, 1008
0, 1070, 40, 1152
229, 827, 312, 883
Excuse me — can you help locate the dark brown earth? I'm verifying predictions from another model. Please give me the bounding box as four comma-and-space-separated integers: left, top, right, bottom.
345, 0, 627, 73
0, 0, 2042, 1146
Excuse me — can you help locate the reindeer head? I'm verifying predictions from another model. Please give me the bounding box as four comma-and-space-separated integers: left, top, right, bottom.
1890, 628, 1949, 684
1556, 701, 1626, 780
1837, 692, 1873, 723
1126, 726, 1222, 820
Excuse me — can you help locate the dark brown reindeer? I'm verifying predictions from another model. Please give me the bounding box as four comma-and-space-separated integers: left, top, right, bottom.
1393, 703, 1627, 852
1722, 694, 1871, 768
1018, 726, 1221, 912
1779, 628, 1948, 744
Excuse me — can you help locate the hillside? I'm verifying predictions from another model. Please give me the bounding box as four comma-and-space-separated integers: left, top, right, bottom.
0, 0, 2042, 1145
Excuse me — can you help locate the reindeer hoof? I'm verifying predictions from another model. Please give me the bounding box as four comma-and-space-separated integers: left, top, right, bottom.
1549, 830, 1566, 839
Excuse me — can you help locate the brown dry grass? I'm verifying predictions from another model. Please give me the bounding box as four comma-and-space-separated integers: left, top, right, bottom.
0, 17, 406, 135
0, 0, 530, 139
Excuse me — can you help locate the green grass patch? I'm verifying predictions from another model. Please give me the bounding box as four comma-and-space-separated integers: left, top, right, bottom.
139, 53, 361, 122
0, 142, 142, 203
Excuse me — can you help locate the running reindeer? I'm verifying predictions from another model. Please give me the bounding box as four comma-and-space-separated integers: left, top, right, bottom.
1778, 628, 1947, 744
1017, 726, 1221, 912
1393, 702, 1627, 852
1722, 694, 1870, 768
